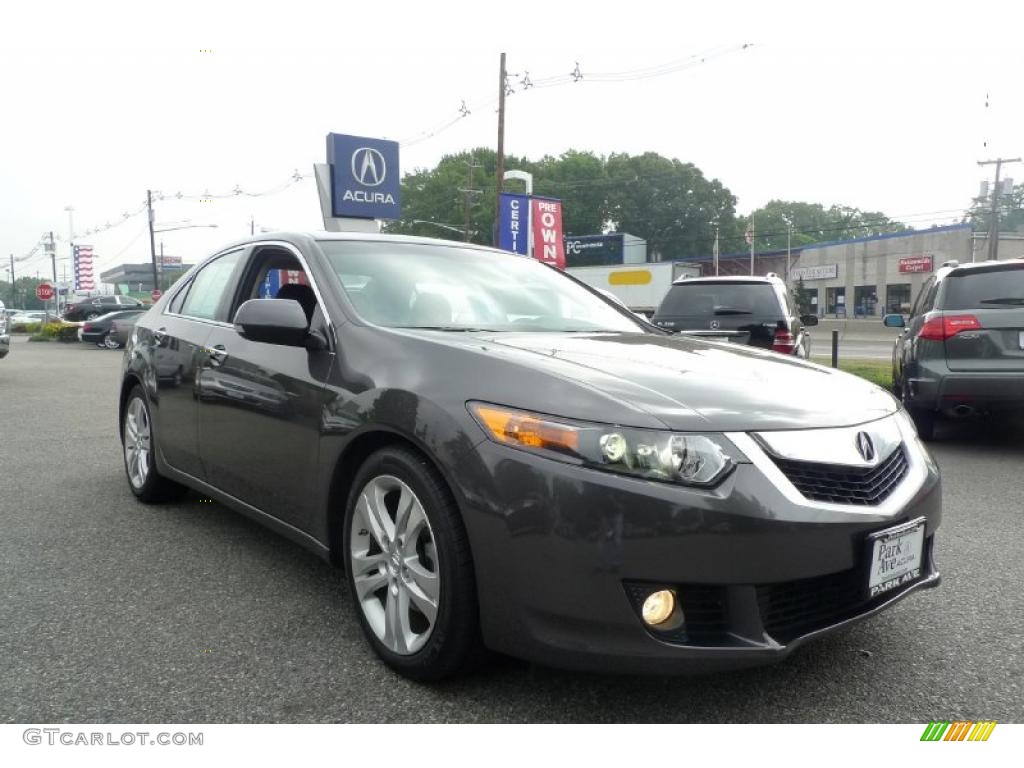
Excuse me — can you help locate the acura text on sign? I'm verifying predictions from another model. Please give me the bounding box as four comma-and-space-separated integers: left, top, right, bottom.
326, 133, 401, 220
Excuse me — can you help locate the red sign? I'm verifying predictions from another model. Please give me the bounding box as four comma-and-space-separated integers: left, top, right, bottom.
899, 255, 933, 274
151, 289, 163, 301
35, 283, 54, 301
531, 198, 565, 269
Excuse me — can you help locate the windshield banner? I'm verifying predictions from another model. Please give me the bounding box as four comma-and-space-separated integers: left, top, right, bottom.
531, 197, 565, 270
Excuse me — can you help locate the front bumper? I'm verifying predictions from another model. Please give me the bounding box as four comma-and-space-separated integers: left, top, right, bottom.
456, 421, 941, 674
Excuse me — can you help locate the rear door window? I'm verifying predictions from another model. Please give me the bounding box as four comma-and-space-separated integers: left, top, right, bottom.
179, 250, 245, 322
656, 282, 782, 319
942, 266, 1024, 310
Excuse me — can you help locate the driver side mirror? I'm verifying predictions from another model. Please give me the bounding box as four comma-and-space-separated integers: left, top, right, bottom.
233, 298, 310, 347
800, 314, 819, 327
882, 314, 906, 328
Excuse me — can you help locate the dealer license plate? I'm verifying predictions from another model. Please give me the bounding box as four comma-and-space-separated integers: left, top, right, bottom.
866, 518, 925, 598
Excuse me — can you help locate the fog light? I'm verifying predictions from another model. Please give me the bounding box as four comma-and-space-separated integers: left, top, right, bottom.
641, 589, 676, 626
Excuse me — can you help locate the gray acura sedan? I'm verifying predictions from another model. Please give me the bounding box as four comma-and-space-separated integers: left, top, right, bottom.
119, 232, 941, 680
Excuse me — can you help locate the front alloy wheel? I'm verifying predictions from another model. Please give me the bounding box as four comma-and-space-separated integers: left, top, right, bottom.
350, 475, 439, 655
344, 447, 483, 681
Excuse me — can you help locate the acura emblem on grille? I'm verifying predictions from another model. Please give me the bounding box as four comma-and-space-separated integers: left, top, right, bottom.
855, 432, 875, 462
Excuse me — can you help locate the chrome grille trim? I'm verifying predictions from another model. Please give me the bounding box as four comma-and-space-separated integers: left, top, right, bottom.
725, 412, 930, 516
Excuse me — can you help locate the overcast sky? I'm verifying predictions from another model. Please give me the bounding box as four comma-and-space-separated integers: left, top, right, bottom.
2, 0, 1022, 284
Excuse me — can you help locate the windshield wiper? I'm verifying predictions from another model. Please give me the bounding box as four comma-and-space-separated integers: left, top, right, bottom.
713, 307, 752, 315
978, 297, 1024, 306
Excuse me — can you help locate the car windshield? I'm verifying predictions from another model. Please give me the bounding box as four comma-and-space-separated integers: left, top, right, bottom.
944, 266, 1024, 310
318, 240, 646, 333
656, 281, 782, 318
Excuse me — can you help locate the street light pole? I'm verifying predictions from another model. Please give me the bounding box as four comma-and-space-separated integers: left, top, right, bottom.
782, 214, 793, 286
64, 205, 74, 313
147, 190, 158, 293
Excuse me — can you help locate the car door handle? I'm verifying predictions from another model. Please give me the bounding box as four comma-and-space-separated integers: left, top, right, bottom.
153, 327, 168, 345
207, 344, 228, 366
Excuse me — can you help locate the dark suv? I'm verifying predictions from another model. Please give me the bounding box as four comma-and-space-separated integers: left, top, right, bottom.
885, 258, 1024, 439
64, 294, 144, 321
652, 274, 817, 357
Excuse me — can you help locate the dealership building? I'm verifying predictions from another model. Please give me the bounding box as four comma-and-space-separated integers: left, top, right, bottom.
699, 224, 1024, 317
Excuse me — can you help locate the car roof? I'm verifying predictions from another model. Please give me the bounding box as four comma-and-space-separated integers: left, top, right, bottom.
208, 230, 518, 259
941, 257, 1024, 279
670, 275, 781, 286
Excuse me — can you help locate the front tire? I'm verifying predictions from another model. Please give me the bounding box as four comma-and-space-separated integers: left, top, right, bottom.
344, 446, 483, 681
102, 334, 122, 349
121, 385, 187, 502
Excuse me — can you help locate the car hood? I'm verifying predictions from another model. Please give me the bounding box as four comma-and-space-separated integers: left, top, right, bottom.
420, 330, 898, 432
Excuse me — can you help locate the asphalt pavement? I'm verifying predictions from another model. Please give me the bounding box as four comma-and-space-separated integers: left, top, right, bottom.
1, 336, 1022, 723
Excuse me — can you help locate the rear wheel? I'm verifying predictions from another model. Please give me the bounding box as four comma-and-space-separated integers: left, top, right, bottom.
102, 334, 121, 350
85, 312, 100, 320
122, 385, 187, 502
344, 446, 483, 681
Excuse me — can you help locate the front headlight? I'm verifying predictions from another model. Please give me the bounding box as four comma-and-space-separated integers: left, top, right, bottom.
469, 402, 737, 487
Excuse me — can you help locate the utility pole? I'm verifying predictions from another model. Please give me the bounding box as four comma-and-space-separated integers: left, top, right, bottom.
250, 215, 255, 236
147, 190, 159, 293
711, 222, 720, 276
978, 157, 1021, 261
460, 157, 483, 242
8, 254, 15, 307
493, 52, 507, 247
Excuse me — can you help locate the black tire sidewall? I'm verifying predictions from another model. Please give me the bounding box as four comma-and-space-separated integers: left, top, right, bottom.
343, 446, 478, 681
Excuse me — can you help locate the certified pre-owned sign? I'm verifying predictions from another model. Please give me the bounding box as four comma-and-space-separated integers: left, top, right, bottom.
326, 133, 401, 220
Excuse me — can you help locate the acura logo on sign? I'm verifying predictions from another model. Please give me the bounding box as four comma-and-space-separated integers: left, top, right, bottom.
855, 432, 875, 462
352, 147, 386, 187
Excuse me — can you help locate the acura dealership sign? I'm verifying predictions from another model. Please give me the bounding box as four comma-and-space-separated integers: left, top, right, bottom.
326, 133, 401, 220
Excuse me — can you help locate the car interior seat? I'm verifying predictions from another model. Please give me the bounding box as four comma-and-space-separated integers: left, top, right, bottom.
275, 283, 317, 324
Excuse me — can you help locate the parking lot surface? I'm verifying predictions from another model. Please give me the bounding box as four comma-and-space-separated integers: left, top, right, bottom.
2, 337, 1022, 723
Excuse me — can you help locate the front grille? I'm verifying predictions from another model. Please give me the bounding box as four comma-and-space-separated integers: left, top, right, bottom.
770, 445, 909, 505
756, 568, 866, 643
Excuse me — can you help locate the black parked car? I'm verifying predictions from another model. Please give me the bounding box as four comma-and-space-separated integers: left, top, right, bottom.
79, 309, 146, 348
885, 258, 1024, 439
64, 294, 144, 321
119, 233, 940, 680
652, 274, 817, 357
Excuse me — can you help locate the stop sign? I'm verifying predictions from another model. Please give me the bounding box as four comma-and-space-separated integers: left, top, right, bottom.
151, 289, 163, 301
35, 283, 54, 301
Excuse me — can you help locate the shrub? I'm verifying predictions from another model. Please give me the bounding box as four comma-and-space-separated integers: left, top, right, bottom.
30, 322, 80, 343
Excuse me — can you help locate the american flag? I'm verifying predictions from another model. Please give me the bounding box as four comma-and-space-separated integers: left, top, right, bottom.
74, 245, 95, 290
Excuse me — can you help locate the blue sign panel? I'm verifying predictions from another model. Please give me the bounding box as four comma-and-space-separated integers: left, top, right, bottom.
498, 192, 530, 255
326, 133, 401, 220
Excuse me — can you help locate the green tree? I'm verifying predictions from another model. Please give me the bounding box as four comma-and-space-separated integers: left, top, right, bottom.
0, 276, 57, 310
965, 181, 1024, 234
738, 200, 908, 254
602, 152, 738, 260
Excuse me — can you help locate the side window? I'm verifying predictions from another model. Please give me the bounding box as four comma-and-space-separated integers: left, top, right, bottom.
910, 277, 935, 318
167, 280, 191, 315
919, 278, 940, 315
179, 250, 245, 321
